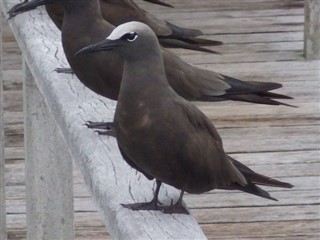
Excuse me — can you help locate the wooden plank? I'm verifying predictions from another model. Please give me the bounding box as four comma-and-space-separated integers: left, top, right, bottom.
4, 146, 24, 160
6, 227, 112, 240
6, 211, 112, 233
192, 204, 319, 224
0, 10, 7, 240
3, 90, 23, 112
201, 61, 320, 74
185, 189, 320, 209
3, 70, 23, 91
216, 125, 320, 153
180, 41, 304, 55
180, 51, 304, 65
201, 220, 320, 239
198, 102, 320, 128
171, 15, 304, 35
208, 32, 304, 44
304, 0, 320, 59
23, 61, 74, 240
2, 2, 207, 240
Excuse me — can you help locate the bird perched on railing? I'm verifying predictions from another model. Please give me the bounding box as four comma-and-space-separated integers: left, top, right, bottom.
76, 22, 294, 214
8, 0, 293, 108
9, 0, 222, 54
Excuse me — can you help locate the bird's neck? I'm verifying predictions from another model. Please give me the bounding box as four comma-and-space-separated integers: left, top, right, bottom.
61, 0, 113, 55
115, 52, 174, 128
122, 53, 169, 95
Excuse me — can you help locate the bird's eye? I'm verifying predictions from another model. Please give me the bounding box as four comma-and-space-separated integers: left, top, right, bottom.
121, 32, 138, 42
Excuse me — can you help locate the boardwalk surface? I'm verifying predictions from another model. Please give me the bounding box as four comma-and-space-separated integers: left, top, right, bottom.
2, 0, 320, 239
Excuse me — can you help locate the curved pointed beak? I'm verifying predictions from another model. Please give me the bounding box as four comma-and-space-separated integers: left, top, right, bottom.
75, 39, 122, 56
8, 0, 54, 19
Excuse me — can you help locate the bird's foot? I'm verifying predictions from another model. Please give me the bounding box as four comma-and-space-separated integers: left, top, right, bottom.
85, 121, 114, 130
161, 200, 189, 214
55, 67, 74, 74
161, 205, 189, 214
121, 200, 161, 211
94, 129, 116, 137
85, 121, 115, 137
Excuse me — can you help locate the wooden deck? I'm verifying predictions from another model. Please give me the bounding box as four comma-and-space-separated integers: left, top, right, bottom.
3, 0, 320, 239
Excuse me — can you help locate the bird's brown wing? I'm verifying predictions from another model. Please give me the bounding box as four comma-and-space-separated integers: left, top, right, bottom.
173, 99, 248, 189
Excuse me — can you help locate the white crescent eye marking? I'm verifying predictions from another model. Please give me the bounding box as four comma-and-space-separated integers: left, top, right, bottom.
128, 34, 138, 42
121, 32, 138, 42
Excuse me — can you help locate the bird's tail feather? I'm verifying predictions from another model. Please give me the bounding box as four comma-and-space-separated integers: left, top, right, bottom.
223, 94, 296, 107
208, 75, 295, 106
230, 157, 294, 189
258, 91, 293, 100
222, 182, 278, 201
165, 21, 203, 37
220, 156, 293, 201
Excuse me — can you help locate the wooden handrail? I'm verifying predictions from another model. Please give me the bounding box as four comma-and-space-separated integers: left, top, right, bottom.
2, 2, 207, 239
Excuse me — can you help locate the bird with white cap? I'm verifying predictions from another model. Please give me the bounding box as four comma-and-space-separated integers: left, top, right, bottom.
76, 22, 293, 214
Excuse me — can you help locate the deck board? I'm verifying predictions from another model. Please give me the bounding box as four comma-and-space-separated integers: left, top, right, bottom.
3, 0, 320, 239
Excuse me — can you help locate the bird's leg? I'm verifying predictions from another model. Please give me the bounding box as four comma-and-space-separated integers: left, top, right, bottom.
121, 180, 162, 211
161, 190, 189, 214
85, 121, 116, 136
55, 67, 74, 74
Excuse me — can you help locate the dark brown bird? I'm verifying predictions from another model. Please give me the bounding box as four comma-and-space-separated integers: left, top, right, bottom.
76, 22, 293, 214
8, 0, 293, 108
10, 0, 223, 54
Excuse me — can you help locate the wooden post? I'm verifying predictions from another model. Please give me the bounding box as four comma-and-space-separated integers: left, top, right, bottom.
23, 61, 74, 240
304, 0, 320, 59
0, 12, 7, 240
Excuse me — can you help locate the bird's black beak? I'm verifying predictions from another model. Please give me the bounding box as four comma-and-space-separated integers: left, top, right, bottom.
143, 0, 174, 8
8, 0, 54, 19
75, 39, 122, 56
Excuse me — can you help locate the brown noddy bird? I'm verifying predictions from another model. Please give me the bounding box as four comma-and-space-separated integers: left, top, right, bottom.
76, 22, 293, 214
8, 0, 294, 109
9, 0, 222, 54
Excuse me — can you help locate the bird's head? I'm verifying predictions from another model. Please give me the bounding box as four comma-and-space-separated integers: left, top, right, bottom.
76, 21, 160, 61
8, 0, 60, 18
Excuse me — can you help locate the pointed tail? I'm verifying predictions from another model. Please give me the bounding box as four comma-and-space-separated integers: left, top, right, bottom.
199, 74, 295, 107
220, 156, 293, 201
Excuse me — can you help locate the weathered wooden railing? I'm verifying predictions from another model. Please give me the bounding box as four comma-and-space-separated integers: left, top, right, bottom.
1, 2, 207, 240
1, 0, 320, 239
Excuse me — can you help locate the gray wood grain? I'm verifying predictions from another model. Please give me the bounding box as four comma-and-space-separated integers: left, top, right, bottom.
2, 1, 207, 239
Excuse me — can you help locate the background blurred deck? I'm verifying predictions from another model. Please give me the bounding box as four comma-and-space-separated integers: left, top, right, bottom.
2, 0, 320, 239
